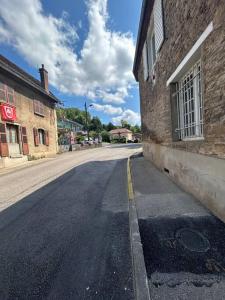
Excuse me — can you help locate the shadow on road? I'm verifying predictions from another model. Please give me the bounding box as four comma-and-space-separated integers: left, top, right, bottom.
108, 143, 142, 150
0, 159, 134, 300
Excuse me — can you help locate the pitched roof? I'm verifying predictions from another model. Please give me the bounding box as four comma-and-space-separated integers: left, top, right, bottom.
109, 128, 133, 134
0, 54, 59, 103
58, 118, 83, 128
133, 0, 154, 81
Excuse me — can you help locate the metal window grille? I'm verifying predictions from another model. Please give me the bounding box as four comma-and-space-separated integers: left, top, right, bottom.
175, 61, 203, 140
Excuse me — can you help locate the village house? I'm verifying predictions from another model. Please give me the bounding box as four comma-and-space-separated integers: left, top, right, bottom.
0, 55, 59, 168
57, 118, 84, 151
133, 1, 225, 219
109, 128, 133, 143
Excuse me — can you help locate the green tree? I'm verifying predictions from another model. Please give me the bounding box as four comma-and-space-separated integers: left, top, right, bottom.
121, 120, 131, 130
56, 107, 91, 126
89, 116, 103, 132
106, 122, 116, 131
101, 130, 110, 142
131, 124, 141, 134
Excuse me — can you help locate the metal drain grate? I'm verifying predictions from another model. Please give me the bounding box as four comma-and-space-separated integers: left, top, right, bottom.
176, 228, 210, 253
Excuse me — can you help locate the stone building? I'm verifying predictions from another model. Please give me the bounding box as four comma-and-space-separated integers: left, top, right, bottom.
133, 1, 225, 220
0, 55, 59, 168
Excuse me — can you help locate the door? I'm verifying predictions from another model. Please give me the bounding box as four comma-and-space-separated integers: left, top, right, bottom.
6, 124, 21, 156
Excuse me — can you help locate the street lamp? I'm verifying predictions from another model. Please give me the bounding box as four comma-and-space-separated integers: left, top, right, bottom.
84, 102, 93, 141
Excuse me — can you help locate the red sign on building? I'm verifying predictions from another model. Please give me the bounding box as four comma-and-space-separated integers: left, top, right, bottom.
0, 104, 16, 121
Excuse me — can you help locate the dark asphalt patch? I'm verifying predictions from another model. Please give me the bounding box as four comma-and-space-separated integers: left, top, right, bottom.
139, 215, 225, 276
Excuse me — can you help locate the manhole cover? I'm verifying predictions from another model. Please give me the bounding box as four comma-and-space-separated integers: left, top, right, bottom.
176, 228, 210, 252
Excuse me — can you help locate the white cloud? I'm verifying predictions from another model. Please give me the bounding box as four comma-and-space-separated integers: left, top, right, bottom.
112, 109, 141, 126
0, 0, 135, 105
92, 103, 123, 115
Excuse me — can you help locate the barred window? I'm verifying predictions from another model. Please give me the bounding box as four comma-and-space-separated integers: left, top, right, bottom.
175, 61, 203, 140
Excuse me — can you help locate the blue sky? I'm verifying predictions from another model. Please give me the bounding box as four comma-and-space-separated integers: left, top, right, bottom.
0, 0, 142, 125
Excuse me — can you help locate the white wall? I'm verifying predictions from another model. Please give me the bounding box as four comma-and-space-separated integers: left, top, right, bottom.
143, 142, 225, 222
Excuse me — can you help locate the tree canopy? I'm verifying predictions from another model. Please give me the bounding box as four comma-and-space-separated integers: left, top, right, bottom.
57, 107, 141, 135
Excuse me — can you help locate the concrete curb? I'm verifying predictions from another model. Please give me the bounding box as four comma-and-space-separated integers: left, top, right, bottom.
127, 157, 151, 300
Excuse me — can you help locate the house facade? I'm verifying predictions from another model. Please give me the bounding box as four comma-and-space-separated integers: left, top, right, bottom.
133, 1, 225, 219
57, 118, 84, 146
109, 128, 133, 142
0, 55, 58, 168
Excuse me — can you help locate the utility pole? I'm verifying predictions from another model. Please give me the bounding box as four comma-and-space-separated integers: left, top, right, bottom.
84, 102, 93, 141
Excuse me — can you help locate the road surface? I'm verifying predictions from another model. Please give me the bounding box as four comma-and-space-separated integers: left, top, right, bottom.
0, 144, 141, 299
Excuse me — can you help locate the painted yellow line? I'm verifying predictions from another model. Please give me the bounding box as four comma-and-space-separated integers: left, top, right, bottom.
127, 157, 134, 200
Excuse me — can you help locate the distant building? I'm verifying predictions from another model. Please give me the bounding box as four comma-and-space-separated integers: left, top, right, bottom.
133, 0, 225, 217
109, 128, 133, 142
133, 133, 142, 143
57, 118, 84, 146
0, 55, 59, 168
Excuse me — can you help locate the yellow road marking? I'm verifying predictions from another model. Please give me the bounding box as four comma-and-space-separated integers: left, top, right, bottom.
127, 157, 134, 200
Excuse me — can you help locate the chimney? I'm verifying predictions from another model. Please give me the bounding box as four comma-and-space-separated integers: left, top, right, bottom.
39, 64, 49, 93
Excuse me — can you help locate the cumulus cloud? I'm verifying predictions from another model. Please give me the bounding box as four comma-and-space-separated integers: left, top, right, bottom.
92, 103, 123, 115
0, 0, 135, 105
112, 109, 141, 126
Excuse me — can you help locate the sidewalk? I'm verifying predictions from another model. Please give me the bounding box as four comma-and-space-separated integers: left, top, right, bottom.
131, 156, 225, 300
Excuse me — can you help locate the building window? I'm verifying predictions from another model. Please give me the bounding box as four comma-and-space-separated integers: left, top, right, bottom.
143, 0, 164, 81
0, 82, 16, 105
147, 31, 157, 74
38, 129, 45, 144
34, 100, 45, 116
33, 128, 49, 146
6, 124, 19, 143
175, 61, 203, 140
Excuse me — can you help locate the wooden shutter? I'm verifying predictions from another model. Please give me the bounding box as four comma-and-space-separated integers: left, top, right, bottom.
154, 0, 165, 53
21, 126, 29, 155
143, 42, 149, 81
0, 82, 7, 102
33, 128, 39, 146
44, 130, 49, 146
0, 123, 9, 157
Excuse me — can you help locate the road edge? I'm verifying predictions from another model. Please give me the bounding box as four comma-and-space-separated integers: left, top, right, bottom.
127, 157, 151, 300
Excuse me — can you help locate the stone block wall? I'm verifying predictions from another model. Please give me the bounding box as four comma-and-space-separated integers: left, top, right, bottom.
138, 0, 225, 159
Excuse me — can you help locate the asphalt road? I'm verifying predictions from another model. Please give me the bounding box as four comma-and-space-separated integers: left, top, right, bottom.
0, 144, 141, 299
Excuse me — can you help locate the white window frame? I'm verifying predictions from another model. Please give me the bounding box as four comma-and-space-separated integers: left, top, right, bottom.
176, 60, 204, 141
38, 128, 45, 145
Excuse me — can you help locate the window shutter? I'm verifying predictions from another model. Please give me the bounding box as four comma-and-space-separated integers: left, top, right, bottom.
21, 126, 29, 155
44, 130, 49, 146
33, 128, 39, 146
0, 83, 7, 102
0, 123, 9, 157
147, 38, 153, 73
154, 0, 165, 53
143, 42, 149, 81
